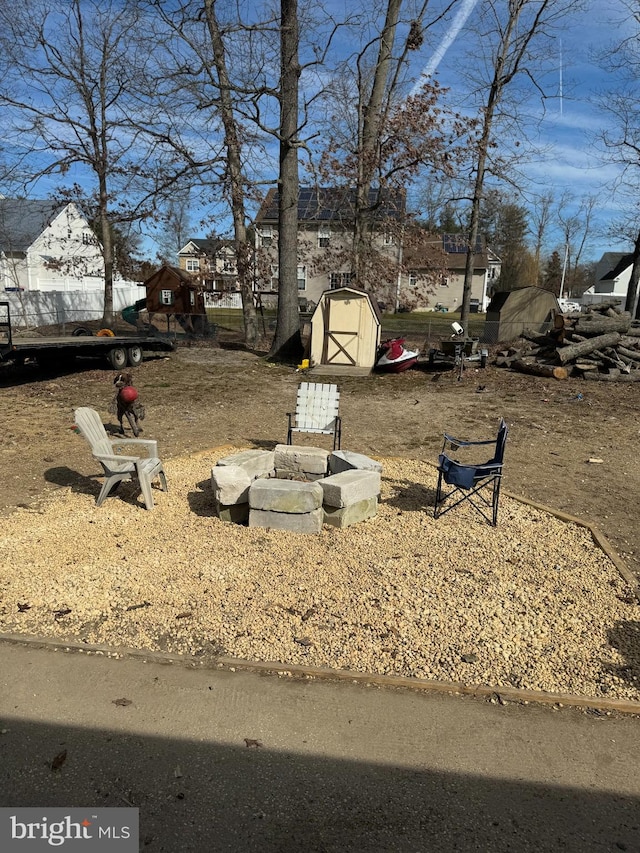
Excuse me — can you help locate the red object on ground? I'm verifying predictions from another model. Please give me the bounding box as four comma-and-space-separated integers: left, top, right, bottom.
119, 386, 138, 404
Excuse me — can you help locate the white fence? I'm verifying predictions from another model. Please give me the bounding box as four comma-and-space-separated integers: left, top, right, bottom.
2, 285, 147, 328
204, 291, 243, 310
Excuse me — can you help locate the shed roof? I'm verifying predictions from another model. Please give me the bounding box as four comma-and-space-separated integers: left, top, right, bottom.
144, 264, 198, 287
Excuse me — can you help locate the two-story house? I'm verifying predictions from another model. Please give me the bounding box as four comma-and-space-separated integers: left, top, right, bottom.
254, 186, 405, 309
177, 237, 238, 292
0, 198, 105, 293
400, 232, 500, 313
253, 187, 499, 312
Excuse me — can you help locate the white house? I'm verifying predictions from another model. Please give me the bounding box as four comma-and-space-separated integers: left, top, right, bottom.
582, 252, 632, 307
0, 198, 107, 293
0, 198, 145, 326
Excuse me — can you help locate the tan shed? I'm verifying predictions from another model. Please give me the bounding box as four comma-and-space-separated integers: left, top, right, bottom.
483, 286, 560, 343
309, 286, 382, 374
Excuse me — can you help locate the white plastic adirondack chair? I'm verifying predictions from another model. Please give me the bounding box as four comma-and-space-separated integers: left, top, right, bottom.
74, 407, 167, 510
286, 382, 342, 449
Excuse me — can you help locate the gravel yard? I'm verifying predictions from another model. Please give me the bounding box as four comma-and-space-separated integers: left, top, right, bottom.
1, 448, 638, 703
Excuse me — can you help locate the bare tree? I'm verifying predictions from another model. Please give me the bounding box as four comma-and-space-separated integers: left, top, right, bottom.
0, 0, 164, 324
455, 0, 584, 332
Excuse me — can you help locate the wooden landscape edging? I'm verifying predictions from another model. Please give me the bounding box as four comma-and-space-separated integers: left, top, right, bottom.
2, 447, 637, 716
0, 632, 639, 717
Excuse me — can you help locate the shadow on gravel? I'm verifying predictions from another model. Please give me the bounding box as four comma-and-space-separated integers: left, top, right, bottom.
44, 466, 145, 510
607, 620, 640, 694
0, 715, 638, 852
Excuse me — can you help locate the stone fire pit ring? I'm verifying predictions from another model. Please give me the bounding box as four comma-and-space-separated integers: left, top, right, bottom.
210, 445, 382, 533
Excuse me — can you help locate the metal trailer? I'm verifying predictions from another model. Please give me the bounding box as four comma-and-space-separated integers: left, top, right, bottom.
428, 337, 489, 371
0, 301, 174, 370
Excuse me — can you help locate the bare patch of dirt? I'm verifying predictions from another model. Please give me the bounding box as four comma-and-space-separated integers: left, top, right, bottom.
1, 338, 638, 581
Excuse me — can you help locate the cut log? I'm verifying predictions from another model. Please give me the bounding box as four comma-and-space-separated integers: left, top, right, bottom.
574, 313, 631, 336
556, 332, 621, 364
618, 345, 640, 362
585, 300, 623, 313
583, 370, 640, 382
511, 359, 569, 379
573, 362, 600, 372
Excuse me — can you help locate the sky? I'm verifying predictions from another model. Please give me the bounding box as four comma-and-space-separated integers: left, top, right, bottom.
14, 0, 636, 267
401, 0, 634, 263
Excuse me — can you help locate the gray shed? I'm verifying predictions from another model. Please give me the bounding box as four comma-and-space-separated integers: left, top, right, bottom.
483, 287, 559, 343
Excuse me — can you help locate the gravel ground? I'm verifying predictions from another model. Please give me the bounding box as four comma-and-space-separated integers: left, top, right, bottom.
1, 448, 639, 703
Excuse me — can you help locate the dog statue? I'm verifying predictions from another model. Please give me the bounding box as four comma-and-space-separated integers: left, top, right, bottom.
110, 372, 146, 436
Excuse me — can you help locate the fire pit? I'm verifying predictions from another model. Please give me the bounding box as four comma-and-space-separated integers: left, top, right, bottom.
210, 445, 382, 533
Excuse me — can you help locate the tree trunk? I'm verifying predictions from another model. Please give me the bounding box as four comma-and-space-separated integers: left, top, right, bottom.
625, 226, 640, 320
203, 0, 258, 348
268, 0, 302, 361
352, 0, 401, 286
556, 332, 621, 364
99, 177, 114, 327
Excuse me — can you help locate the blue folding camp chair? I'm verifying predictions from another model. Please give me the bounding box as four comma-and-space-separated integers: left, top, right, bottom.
434, 418, 508, 526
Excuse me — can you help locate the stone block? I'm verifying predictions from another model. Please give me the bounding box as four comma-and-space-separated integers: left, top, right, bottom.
217, 449, 275, 480
323, 496, 378, 528
320, 469, 381, 508
249, 507, 324, 534
329, 450, 383, 475
216, 501, 249, 524
249, 478, 323, 513
274, 444, 329, 475
211, 465, 251, 505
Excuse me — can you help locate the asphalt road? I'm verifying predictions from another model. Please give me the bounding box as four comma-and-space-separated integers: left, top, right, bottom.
0, 642, 639, 852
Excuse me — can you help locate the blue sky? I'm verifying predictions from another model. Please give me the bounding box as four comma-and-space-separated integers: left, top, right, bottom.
17, 0, 635, 266
401, 0, 634, 262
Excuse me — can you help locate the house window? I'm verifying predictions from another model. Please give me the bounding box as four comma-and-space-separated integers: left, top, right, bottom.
297, 265, 307, 291
270, 264, 279, 291
222, 259, 234, 273
186, 258, 200, 272
318, 227, 330, 248
81, 232, 93, 245
440, 275, 449, 287
160, 290, 174, 305
383, 231, 395, 246
409, 271, 418, 287
261, 226, 273, 248
189, 290, 196, 306
329, 272, 353, 289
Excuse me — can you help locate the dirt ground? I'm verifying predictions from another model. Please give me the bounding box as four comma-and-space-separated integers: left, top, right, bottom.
1, 334, 639, 582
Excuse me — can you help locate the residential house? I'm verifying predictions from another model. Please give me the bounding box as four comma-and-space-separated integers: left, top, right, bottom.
177, 237, 238, 292
400, 232, 500, 313
0, 198, 106, 294
253, 187, 499, 312
254, 186, 405, 309
582, 252, 632, 307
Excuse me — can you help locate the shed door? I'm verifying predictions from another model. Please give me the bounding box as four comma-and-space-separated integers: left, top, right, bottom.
322, 298, 363, 365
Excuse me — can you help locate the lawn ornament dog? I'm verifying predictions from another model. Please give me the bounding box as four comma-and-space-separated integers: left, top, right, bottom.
111, 372, 146, 436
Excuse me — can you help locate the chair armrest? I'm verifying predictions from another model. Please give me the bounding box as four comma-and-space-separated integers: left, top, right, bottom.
111, 438, 158, 457
443, 433, 494, 448
94, 452, 139, 465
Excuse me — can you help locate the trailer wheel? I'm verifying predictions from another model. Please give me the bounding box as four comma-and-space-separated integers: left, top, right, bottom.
127, 345, 143, 367
480, 353, 487, 368
108, 346, 128, 369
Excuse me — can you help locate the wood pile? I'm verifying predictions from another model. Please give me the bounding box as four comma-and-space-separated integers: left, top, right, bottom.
495, 301, 640, 381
